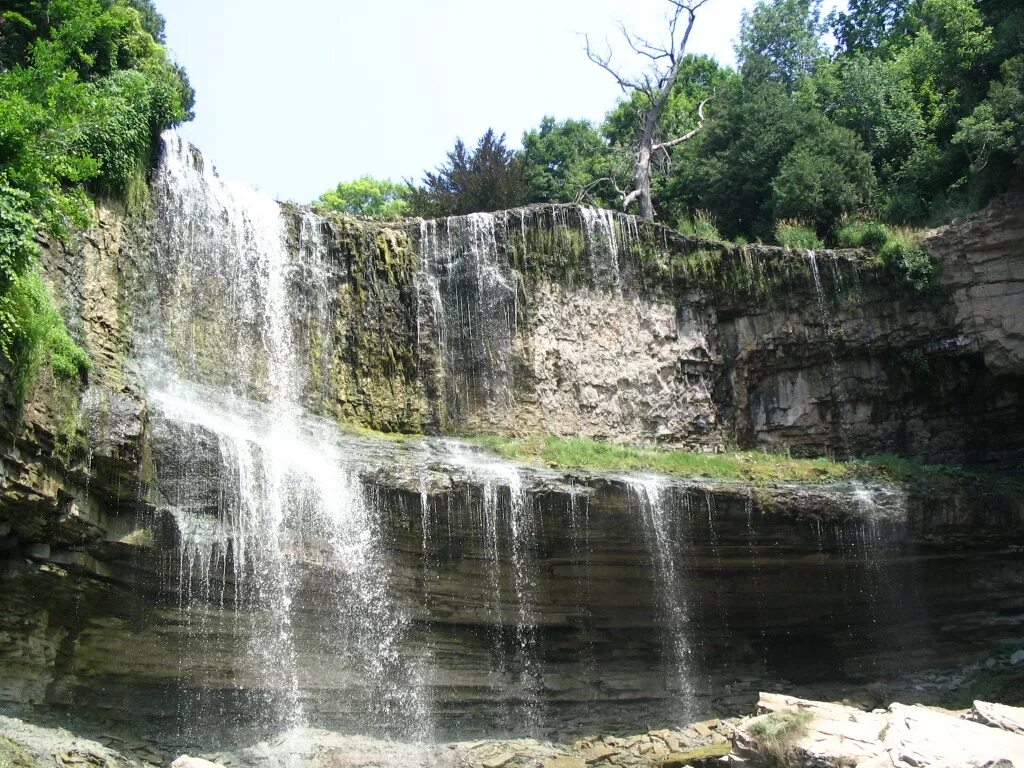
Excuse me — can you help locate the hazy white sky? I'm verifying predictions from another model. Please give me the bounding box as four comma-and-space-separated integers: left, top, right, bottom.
156, 0, 839, 203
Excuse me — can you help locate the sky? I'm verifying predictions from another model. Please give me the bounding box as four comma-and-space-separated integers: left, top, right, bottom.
156, 0, 838, 203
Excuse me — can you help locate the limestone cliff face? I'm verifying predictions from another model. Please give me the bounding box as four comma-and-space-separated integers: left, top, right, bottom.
1, 143, 1023, 744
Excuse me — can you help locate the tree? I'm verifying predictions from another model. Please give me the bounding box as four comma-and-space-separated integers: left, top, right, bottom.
315, 177, 410, 219
736, 0, 827, 90
829, 0, 912, 54
521, 117, 612, 204
407, 129, 530, 217
585, 0, 712, 220
0, 0, 191, 384
771, 124, 876, 231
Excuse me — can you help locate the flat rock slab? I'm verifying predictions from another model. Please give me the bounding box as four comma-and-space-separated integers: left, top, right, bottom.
971, 701, 1024, 736
750, 693, 1024, 768
481, 753, 516, 768
582, 746, 617, 764
882, 703, 1024, 768
543, 758, 586, 768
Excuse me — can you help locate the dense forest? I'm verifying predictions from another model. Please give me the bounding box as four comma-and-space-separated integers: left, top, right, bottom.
319, 0, 1024, 249
0, 0, 193, 390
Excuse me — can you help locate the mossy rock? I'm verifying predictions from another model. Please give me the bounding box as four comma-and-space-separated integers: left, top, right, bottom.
0, 737, 38, 768
661, 742, 732, 766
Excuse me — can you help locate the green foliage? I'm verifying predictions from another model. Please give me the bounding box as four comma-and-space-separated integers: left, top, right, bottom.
775, 219, 824, 249
837, 220, 935, 291
407, 128, 531, 217
952, 54, 1024, 195
879, 232, 933, 292
676, 210, 724, 241
0, 0, 188, 391
837, 219, 891, 249
770, 125, 876, 231
521, 117, 614, 204
830, 0, 913, 53
315, 176, 410, 219
747, 710, 813, 766
737, 0, 827, 89
1, 270, 90, 398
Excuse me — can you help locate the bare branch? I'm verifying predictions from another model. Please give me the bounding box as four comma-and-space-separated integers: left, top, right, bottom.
573, 177, 642, 211
583, 33, 644, 93
652, 96, 712, 151
583, 0, 714, 220
618, 22, 672, 63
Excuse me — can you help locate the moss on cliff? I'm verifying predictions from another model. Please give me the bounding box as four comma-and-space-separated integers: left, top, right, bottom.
324, 214, 428, 433
468, 434, 1015, 488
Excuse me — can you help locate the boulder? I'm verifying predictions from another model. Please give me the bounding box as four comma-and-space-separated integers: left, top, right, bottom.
742, 693, 1024, 768
970, 701, 1024, 735
170, 757, 224, 768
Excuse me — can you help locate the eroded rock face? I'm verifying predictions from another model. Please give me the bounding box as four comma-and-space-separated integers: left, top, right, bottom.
929, 194, 1024, 377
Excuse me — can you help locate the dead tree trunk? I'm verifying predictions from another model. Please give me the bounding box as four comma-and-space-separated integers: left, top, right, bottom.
586, 0, 712, 221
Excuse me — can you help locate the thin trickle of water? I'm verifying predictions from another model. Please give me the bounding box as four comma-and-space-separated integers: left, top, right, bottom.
580, 207, 623, 292
628, 475, 695, 722
417, 214, 520, 426
806, 250, 853, 458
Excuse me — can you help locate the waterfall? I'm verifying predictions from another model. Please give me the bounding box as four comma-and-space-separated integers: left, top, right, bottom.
145, 132, 427, 736
444, 442, 542, 728
128, 133, 922, 743
417, 214, 520, 427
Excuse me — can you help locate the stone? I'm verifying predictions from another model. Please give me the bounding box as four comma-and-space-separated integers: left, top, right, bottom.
581, 746, 617, 765
970, 701, 1024, 736
171, 757, 224, 768
660, 744, 732, 767
481, 752, 516, 768
885, 703, 1024, 768
1010, 650, 1024, 666
543, 758, 586, 768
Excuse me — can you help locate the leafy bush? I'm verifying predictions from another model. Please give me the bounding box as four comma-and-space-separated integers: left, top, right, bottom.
774, 219, 823, 250
837, 220, 891, 249
880, 232, 933, 292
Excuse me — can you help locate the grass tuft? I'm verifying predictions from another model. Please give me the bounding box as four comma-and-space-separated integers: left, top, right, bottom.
746, 710, 813, 766
775, 219, 823, 250
678, 209, 724, 242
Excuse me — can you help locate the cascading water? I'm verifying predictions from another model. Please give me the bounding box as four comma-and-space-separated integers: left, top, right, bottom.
145, 133, 427, 737
124, 132, 928, 746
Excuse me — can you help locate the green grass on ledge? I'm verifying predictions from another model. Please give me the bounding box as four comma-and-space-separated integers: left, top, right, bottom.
467, 435, 1009, 488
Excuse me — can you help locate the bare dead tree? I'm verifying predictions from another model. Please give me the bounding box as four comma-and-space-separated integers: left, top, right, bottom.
585, 0, 712, 220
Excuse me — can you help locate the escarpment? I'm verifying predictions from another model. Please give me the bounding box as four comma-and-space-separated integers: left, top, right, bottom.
0, 135, 1021, 751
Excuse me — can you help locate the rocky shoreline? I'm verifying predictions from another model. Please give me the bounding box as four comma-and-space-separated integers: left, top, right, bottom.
4, 686, 1023, 768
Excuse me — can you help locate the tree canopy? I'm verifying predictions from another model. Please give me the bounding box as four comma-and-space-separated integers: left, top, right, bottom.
315, 177, 410, 219
406, 129, 531, 217
322, 0, 1021, 242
